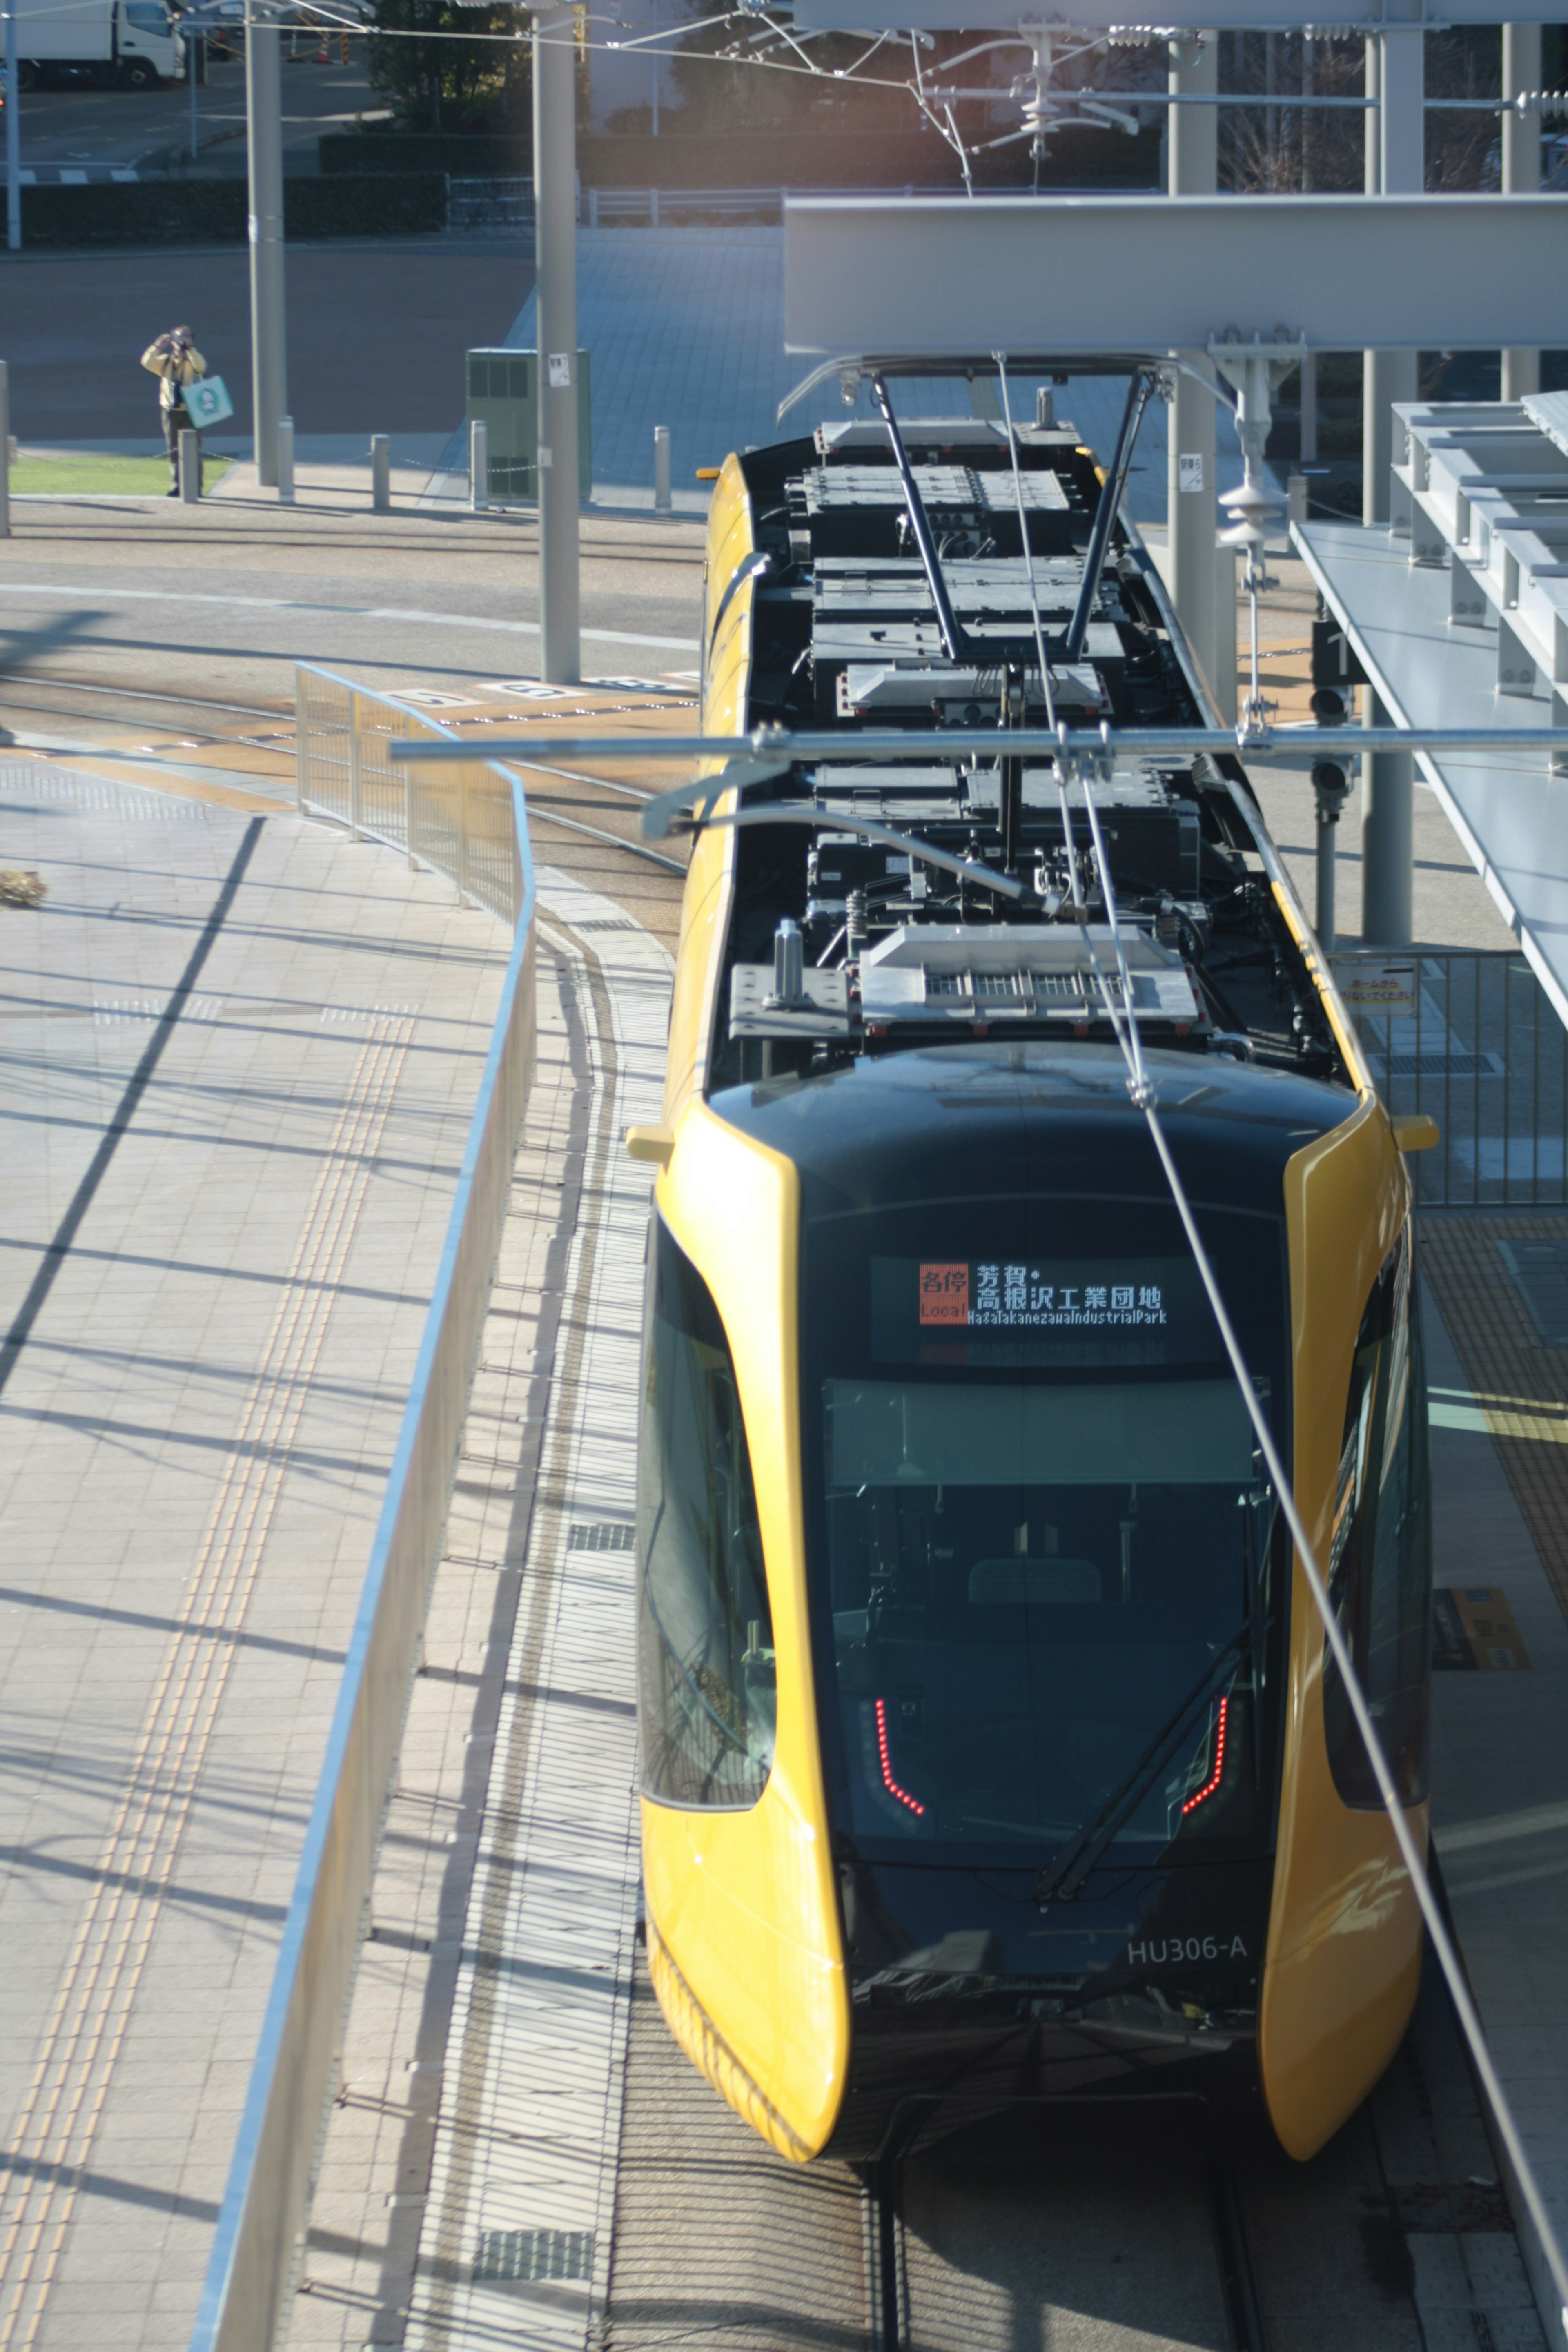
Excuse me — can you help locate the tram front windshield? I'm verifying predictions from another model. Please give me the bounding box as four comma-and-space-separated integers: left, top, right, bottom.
803, 1198, 1287, 1869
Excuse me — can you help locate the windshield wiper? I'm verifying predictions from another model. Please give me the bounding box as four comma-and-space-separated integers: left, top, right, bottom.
1035, 1622, 1254, 1907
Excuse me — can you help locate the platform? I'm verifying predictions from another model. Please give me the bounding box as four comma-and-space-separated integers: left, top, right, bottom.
0, 764, 516, 2349
278, 834, 1568, 2348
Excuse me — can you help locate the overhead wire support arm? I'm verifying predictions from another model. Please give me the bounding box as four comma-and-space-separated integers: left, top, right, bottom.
1065, 368, 1154, 664
870, 372, 971, 665
390, 723, 1568, 771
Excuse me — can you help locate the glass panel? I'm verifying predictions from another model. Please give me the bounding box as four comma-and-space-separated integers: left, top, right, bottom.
804, 1196, 1289, 1871
637, 1216, 775, 1810
1324, 1232, 1432, 1806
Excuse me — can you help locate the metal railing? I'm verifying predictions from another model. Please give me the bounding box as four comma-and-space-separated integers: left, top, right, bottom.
191, 671, 537, 2352
447, 172, 535, 234
295, 665, 525, 925
1335, 948, 1568, 1207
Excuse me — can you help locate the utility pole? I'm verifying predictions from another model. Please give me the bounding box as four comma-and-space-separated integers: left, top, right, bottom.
246, 0, 287, 489
1166, 32, 1225, 717
534, 0, 580, 684
1359, 24, 1422, 946
5, 0, 20, 254
1501, 23, 1542, 401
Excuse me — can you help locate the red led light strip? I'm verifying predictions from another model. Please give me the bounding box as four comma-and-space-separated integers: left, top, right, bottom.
875, 1698, 925, 1816
1181, 1697, 1229, 1816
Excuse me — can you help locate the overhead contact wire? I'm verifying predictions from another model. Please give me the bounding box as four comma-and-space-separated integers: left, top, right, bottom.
1067, 764, 1568, 2326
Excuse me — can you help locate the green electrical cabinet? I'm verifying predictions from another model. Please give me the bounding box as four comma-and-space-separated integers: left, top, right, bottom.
465, 349, 592, 502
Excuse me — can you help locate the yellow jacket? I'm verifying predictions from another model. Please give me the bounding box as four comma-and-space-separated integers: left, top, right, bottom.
140, 341, 207, 411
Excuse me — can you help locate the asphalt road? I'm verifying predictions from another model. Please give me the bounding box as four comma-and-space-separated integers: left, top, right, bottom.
0, 497, 705, 706
14, 51, 381, 174
0, 238, 533, 442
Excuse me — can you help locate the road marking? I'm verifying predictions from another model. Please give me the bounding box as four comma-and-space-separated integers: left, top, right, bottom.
0, 1013, 414, 2350
0, 584, 700, 656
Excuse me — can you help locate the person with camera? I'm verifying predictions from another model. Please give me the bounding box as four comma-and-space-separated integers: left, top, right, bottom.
140, 327, 209, 497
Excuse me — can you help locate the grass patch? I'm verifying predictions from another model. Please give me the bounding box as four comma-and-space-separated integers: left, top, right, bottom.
12, 453, 232, 495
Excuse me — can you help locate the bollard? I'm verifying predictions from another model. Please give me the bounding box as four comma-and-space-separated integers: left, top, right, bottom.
370, 433, 391, 514
1287, 473, 1308, 530
653, 425, 671, 514
0, 361, 9, 541
178, 428, 202, 503
1035, 385, 1054, 430
278, 414, 295, 505
470, 418, 489, 513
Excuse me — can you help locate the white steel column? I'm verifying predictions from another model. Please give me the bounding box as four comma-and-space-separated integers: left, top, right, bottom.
1167, 33, 1221, 709
246, 0, 287, 490
1501, 23, 1542, 401
1362, 27, 1422, 527
1360, 23, 1421, 946
534, 1, 581, 685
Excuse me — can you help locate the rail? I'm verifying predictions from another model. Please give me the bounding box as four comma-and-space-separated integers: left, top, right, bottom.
189, 670, 538, 2352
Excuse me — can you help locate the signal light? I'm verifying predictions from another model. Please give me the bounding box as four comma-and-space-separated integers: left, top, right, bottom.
875, 1698, 925, 1816
1181, 1698, 1229, 1817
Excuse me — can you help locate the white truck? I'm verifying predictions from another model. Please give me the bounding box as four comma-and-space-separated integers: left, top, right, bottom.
14, 0, 185, 90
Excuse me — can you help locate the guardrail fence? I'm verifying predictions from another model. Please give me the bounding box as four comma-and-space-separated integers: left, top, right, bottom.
295, 666, 525, 924
192, 671, 537, 2352
1334, 948, 1568, 1207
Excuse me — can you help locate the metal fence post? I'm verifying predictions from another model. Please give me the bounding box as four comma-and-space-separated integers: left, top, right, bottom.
371, 434, 391, 514
348, 699, 363, 840
470, 419, 489, 513
458, 769, 470, 903
179, 428, 202, 503
294, 666, 308, 806
654, 425, 671, 514
406, 761, 416, 871
278, 415, 294, 506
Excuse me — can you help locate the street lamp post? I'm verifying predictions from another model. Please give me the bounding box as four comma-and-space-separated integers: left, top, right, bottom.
246, 0, 287, 488
5, 0, 20, 254
534, 0, 580, 684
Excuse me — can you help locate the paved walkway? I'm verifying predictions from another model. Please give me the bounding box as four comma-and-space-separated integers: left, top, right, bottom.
289, 866, 669, 2349
0, 765, 515, 2350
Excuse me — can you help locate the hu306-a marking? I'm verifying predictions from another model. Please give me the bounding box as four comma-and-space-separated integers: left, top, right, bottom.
1128, 1935, 1250, 1967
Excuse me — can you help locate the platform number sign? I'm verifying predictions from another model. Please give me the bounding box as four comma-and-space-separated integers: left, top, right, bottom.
1178, 452, 1205, 494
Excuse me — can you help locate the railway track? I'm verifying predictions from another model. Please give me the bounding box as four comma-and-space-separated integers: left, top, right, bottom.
0, 670, 691, 943
602, 1936, 1537, 2352
866, 2107, 1271, 2352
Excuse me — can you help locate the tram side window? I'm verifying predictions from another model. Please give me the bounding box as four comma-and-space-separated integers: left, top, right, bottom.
637, 1215, 777, 1810
1323, 1233, 1432, 1809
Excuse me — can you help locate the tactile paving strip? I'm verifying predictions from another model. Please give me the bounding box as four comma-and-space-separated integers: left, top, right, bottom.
1420, 1216, 1568, 1631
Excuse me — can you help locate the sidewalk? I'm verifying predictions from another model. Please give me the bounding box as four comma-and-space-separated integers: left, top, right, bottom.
0, 760, 515, 2349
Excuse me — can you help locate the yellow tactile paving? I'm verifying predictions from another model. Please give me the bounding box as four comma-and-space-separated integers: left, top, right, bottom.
1421, 1216, 1568, 1628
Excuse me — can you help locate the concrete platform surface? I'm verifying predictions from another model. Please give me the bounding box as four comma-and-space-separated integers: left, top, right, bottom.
0, 766, 513, 2350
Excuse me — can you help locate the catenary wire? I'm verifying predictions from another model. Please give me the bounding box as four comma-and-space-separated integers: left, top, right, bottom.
1062, 755, 1568, 2335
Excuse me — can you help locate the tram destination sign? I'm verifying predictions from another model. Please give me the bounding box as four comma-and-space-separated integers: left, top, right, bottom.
873, 1256, 1222, 1368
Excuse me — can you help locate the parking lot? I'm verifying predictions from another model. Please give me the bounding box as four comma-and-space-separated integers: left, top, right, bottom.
11, 47, 379, 176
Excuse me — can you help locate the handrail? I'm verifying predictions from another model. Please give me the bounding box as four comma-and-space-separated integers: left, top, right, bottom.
189, 670, 538, 2352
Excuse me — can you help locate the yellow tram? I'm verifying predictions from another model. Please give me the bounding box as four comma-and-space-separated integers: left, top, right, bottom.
629, 364, 1433, 2165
